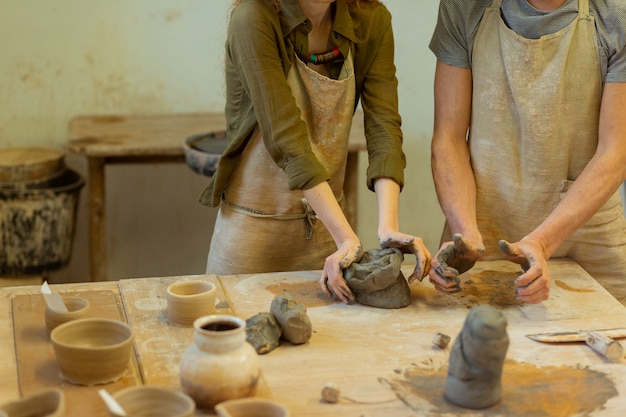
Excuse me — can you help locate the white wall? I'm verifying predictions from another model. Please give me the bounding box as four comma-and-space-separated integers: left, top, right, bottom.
0, 0, 443, 282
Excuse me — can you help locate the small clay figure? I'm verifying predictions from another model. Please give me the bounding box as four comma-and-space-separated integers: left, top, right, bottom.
342, 248, 410, 309
270, 292, 312, 344
444, 304, 509, 409
245, 312, 282, 355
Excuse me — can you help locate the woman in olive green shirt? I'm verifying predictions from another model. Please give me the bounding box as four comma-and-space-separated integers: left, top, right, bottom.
200, 0, 430, 303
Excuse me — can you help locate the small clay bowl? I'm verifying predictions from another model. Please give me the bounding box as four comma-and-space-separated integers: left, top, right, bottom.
183, 131, 227, 177
45, 295, 91, 337
50, 318, 134, 386
109, 386, 195, 417
215, 398, 289, 417
166, 280, 216, 327
0, 388, 65, 417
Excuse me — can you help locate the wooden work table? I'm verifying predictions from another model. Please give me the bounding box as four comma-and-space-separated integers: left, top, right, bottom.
68, 112, 367, 282
2, 259, 626, 416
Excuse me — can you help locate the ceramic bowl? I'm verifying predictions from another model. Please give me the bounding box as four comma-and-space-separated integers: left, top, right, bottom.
215, 398, 289, 417
110, 386, 195, 417
45, 295, 91, 337
50, 317, 134, 386
183, 131, 227, 177
0, 388, 65, 417
166, 280, 216, 327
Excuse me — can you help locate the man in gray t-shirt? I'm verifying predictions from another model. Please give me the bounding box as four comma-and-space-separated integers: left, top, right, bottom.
427, 0, 626, 305
429, 0, 626, 82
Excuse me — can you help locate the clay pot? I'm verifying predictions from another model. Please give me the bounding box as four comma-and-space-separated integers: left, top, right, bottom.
50, 318, 134, 386
215, 398, 289, 417
179, 315, 260, 410
109, 386, 195, 417
166, 280, 216, 327
45, 295, 91, 337
0, 388, 65, 417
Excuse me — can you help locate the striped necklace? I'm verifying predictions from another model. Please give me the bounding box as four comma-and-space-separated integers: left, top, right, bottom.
307, 46, 340, 65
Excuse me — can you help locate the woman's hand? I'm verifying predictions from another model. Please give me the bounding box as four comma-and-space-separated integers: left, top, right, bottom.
498, 239, 550, 304
379, 230, 431, 283
429, 233, 484, 293
319, 239, 364, 303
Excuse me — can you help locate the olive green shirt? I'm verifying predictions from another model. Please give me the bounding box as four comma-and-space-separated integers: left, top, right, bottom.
199, 0, 406, 207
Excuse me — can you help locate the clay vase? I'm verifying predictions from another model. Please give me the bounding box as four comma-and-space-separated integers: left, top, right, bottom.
179, 315, 260, 410
0, 388, 65, 417
45, 295, 91, 337
215, 398, 289, 417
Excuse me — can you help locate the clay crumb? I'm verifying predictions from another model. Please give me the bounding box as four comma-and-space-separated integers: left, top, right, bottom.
432, 332, 451, 349
321, 382, 340, 403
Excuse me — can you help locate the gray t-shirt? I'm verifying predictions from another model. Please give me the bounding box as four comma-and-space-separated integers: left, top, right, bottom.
429, 0, 626, 82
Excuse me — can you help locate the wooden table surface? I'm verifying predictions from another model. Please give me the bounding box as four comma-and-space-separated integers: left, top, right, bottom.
2, 259, 626, 416
67, 112, 367, 282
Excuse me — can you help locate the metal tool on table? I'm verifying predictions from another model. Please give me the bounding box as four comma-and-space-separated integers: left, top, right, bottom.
526, 328, 626, 360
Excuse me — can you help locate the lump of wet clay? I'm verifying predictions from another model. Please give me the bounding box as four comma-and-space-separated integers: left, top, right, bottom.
246, 312, 282, 355
445, 304, 509, 409
342, 248, 410, 309
270, 292, 312, 345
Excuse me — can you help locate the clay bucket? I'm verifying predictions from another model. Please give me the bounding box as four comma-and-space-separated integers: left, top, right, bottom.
109, 386, 195, 417
50, 317, 134, 386
214, 398, 289, 417
45, 295, 91, 337
0, 387, 65, 417
0, 165, 84, 276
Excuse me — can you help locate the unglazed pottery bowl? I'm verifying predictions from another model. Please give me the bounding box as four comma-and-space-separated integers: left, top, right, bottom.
0, 388, 65, 417
215, 398, 289, 417
166, 280, 216, 327
45, 295, 91, 337
109, 386, 195, 417
50, 317, 134, 386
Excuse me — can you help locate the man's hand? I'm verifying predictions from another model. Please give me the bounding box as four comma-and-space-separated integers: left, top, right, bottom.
429, 233, 485, 293
498, 239, 550, 304
380, 231, 432, 283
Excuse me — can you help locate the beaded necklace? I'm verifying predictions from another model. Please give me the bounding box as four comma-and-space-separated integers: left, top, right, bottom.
307, 46, 340, 65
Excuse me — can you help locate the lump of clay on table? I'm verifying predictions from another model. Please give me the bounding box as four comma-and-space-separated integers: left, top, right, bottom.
246, 312, 282, 355
270, 292, 312, 345
342, 247, 410, 309
445, 304, 509, 409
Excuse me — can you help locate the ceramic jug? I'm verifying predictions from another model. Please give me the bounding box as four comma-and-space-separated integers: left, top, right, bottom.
179, 315, 260, 410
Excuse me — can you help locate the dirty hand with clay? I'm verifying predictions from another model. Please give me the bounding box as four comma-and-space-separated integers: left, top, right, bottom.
380, 231, 431, 283
429, 233, 485, 294
319, 241, 364, 303
498, 239, 550, 304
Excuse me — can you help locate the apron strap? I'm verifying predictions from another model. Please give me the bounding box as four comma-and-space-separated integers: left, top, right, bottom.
578, 0, 589, 16
222, 194, 344, 240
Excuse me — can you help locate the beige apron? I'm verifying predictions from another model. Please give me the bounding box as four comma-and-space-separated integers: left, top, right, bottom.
464, 0, 626, 295
206, 51, 356, 275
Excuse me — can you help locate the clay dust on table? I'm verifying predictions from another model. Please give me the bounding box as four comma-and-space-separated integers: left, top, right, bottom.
266, 282, 333, 308
554, 280, 596, 293
453, 269, 524, 308
382, 359, 618, 416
